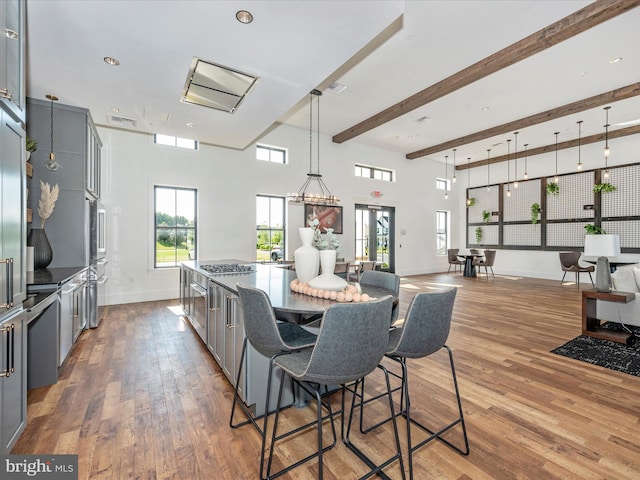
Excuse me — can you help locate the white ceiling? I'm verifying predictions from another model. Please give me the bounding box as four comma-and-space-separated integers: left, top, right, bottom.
25, 0, 640, 164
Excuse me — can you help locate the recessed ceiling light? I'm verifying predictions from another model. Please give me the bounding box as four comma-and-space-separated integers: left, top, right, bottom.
187, 122, 196, 128
481, 106, 490, 112
325, 82, 347, 95
104, 56, 120, 66
609, 57, 623, 64
236, 10, 253, 24
111, 107, 121, 113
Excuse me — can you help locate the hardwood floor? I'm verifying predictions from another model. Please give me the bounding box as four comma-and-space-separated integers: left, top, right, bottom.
14, 273, 640, 479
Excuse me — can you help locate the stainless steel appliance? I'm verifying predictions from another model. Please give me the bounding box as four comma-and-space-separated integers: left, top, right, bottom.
87, 201, 108, 328
188, 271, 208, 343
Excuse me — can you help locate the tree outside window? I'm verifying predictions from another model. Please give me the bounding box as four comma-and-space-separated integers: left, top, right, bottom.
256, 195, 285, 262
154, 186, 197, 268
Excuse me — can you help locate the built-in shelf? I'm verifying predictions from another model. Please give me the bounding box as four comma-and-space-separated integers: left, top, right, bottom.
26, 161, 32, 177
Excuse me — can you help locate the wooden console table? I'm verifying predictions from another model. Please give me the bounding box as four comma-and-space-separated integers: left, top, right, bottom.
582, 289, 635, 344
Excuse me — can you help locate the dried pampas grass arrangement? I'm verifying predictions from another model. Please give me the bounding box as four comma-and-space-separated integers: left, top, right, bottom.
38, 180, 59, 229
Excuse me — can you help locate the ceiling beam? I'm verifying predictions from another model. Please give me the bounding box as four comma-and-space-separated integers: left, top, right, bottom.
332, 0, 640, 145
407, 82, 640, 160
456, 124, 640, 170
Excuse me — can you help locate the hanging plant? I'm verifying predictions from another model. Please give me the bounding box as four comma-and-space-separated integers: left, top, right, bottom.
593, 182, 616, 194
466, 197, 475, 207
546, 182, 560, 196
475, 226, 483, 244
584, 224, 606, 235
531, 203, 541, 224
482, 210, 491, 224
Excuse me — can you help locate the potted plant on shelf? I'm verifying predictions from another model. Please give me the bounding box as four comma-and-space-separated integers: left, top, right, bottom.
530, 203, 541, 224
482, 210, 491, 224
26, 136, 37, 161
475, 226, 483, 244
584, 224, 606, 235
546, 182, 560, 196
593, 182, 616, 194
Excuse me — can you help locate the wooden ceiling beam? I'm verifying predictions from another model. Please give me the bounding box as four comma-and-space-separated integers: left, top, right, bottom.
407, 82, 640, 160
456, 124, 640, 170
332, 0, 640, 145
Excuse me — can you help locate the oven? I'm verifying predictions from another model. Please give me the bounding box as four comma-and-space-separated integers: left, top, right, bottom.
189, 271, 208, 343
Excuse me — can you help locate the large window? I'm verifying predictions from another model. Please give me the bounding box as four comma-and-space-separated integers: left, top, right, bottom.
256, 195, 285, 262
256, 144, 287, 164
154, 186, 197, 268
355, 163, 394, 182
436, 210, 449, 255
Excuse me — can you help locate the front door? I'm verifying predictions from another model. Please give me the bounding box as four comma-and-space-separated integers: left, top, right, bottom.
354, 205, 395, 272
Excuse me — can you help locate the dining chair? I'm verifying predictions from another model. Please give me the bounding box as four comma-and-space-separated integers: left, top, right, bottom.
333, 261, 349, 280
358, 288, 469, 480
232, 284, 318, 479
473, 249, 496, 278
266, 296, 405, 480
447, 248, 465, 274
356, 260, 376, 282
559, 251, 594, 286
360, 270, 401, 324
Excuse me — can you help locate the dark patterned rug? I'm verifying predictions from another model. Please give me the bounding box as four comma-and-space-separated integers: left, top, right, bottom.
551, 324, 640, 377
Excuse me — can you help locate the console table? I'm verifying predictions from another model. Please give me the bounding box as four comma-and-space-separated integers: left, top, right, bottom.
581, 289, 635, 344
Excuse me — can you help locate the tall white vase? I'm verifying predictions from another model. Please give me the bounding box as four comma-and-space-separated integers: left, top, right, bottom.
294, 227, 319, 283
309, 249, 348, 291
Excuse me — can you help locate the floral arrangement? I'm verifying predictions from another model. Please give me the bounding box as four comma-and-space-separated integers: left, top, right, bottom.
38, 180, 59, 229
309, 218, 340, 250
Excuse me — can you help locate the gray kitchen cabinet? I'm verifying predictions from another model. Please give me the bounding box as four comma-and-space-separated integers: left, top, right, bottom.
0, 310, 27, 454
26, 99, 102, 268
58, 272, 86, 367
0, 0, 25, 121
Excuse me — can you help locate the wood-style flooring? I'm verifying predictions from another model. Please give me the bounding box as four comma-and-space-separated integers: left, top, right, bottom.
13, 272, 640, 479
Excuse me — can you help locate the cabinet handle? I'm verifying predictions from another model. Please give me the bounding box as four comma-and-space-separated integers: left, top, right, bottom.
0, 88, 12, 101
1, 258, 13, 308
9, 323, 14, 374
0, 323, 13, 377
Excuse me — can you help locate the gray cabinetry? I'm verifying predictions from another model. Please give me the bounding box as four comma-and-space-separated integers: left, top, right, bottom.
58, 271, 85, 367
0, 0, 25, 121
0, 311, 26, 454
26, 99, 102, 268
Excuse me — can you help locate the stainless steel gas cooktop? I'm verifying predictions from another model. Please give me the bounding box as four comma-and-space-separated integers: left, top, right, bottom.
199, 263, 254, 275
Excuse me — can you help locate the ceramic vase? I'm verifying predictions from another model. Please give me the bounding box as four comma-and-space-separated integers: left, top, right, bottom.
309, 249, 348, 291
27, 228, 53, 270
294, 227, 319, 283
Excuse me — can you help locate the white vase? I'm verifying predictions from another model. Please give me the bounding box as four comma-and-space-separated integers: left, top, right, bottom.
294, 227, 319, 283
309, 249, 348, 291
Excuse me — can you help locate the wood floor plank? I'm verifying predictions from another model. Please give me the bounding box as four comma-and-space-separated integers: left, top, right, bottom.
12, 273, 640, 479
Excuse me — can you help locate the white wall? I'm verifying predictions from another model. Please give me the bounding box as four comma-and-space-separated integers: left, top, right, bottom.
97, 124, 639, 305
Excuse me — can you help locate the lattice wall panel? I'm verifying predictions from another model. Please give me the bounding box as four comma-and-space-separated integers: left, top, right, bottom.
503, 224, 541, 246
468, 225, 498, 246
546, 172, 595, 220
503, 179, 541, 222
547, 222, 591, 247
602, 220, 640, 249
467, 187, 498, 223
601, 165, 640, 218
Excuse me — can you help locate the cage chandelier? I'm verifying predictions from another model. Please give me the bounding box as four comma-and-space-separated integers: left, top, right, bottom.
287, 89, 339, 205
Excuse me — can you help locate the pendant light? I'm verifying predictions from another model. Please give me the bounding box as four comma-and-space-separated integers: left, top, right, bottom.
444, 155, 449, 199
45, 94, 60, 172
523, 144, 529, 180
513, 131, 519, 188
287, 89, 339, 205
603, 106, 611, 179
486, 149, 491, 191
465, 157, 472, 206
576, 120, 583, 171
506, 139, 511, 198
553, 132, 559, 183
452, 148, 457, 183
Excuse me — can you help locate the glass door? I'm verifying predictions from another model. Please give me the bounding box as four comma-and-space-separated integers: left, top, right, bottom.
355, 205, 395, 272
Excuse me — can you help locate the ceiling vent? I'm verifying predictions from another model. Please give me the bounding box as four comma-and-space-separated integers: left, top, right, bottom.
107, 114, 137, 129
181, 57, 258, 114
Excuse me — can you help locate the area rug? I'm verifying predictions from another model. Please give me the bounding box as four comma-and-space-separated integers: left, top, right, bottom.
551, 324, 640, 377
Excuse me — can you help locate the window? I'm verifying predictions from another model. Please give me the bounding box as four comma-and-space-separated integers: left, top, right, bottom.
256, 144, 287, 164
154, 186, 197, 268
256, 195, 285, 262
355, 163, 394, 182
436, 178, 449, 191
154, 133, 198, 150
436, 210, 449, 255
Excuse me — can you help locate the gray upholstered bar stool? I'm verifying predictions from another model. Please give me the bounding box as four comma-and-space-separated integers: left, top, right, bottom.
360, 270, 401, 324
231, 284, 317, 479
266, 296, 405, 480
359, 287, 469, 480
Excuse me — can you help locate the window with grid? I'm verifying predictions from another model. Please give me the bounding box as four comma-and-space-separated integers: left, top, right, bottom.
256, 195, 285, 262
355, 163, 394, 182
154, 134, 198, 150
436, 210, 449, 255
154, 186, 197, 268
256, 144, 287, 164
